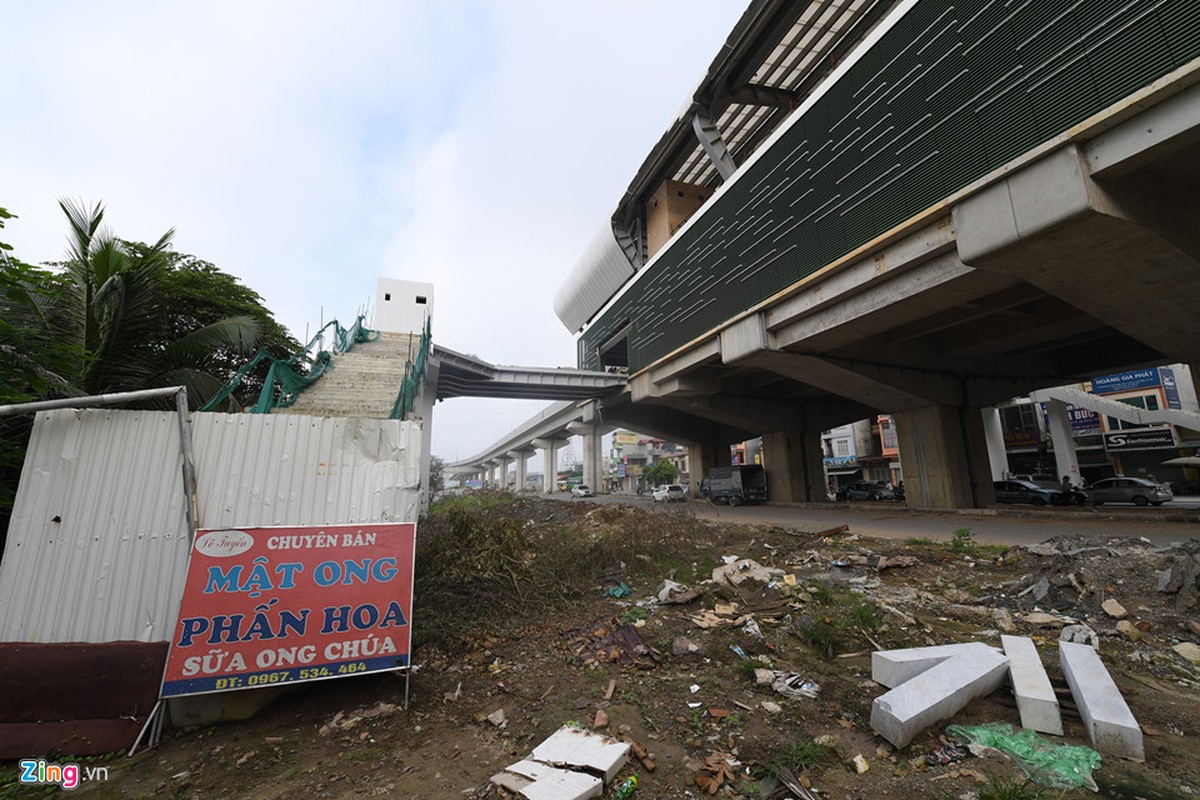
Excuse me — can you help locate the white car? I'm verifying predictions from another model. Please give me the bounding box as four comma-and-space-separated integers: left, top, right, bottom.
571, 484, 593, 497
652, 484, 687, 503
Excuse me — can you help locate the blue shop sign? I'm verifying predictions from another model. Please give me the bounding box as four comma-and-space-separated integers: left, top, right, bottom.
1091, 368, 1160, 394
1161, 367, 1182, 410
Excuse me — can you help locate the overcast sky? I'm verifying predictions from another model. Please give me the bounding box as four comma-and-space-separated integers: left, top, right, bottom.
3, 1, 747, 465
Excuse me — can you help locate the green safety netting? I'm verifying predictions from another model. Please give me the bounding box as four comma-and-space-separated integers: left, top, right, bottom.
948, 722, 1102, 791
201, 315, 379, 414
388, 317, 431, 420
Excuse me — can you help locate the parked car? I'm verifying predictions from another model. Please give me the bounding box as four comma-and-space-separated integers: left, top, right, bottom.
838, 481, 901, 501
992, 479, 1065, 506
1011, 473, 1059, 487
571, 484, 593, 498
1085, 476, 1173, 506
652, 484, 687, 503
1010, 474, 1088, 505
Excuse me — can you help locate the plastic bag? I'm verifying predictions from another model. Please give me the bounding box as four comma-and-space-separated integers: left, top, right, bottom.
947, 722, 1101, 791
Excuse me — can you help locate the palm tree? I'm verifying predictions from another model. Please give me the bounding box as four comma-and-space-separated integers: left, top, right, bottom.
54, 198, 263, 407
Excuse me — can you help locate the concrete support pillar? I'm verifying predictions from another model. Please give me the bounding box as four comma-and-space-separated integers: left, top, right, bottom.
688, 440, 731, 498
983, 407, 1009, 480
582, 432, 603, 493
510, 450, 531, 493
534, 438, 564, 494
567, 402, 611, 494
893, 405, 996, 509
1045, 399, 1081, 486
762, 430, 826, 503
495, 456, 511, 490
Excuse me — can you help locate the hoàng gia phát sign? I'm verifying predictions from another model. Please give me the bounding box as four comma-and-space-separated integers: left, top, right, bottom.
162, 523, 415, 697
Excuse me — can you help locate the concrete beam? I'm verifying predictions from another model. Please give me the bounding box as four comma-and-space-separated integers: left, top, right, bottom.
871, 643, 1003, 689
955, 143, 1200, 364
1060, 641, 1144, 761
1001, 635, 1063, 736
1085, 81, 1200, 178
870, 645, 1009, 748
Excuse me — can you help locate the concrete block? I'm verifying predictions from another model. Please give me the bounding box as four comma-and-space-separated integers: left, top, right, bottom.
871, 646, 1009, 748
530, 725, 631, 782
1001, 635, 1063, 736
872, 642, 1002, 688
1059, 641, 1144, 761
490, 759, 602, 800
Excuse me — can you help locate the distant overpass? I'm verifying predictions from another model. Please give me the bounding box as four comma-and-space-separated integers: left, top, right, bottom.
452, 0, 1200, 509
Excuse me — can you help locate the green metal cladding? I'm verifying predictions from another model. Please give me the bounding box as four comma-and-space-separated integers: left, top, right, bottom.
578, 0, 1200, 373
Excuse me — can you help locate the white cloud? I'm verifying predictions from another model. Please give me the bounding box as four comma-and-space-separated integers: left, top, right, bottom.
3, 0, 747, 460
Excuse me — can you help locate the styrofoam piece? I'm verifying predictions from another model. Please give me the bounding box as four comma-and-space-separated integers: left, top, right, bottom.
1059, 641, 1144, 762
530, 725, 631, 782
871, 642, 1002, 688
489, 759, 602, 800
1001, 635, 1063, 735
871, 646, 1009, 747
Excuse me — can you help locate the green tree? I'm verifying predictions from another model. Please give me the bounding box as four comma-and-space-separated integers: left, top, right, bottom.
1, 208, 81, 535
1, 200, 298, 541
644, 459, 679, 487
429, 456, 445, 493
54, 199, 267, 406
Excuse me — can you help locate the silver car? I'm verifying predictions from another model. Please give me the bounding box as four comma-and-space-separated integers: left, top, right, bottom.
1085, 476, 1172, 506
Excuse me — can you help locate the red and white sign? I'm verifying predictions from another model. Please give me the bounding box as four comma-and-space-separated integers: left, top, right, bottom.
162, 523, 415, 697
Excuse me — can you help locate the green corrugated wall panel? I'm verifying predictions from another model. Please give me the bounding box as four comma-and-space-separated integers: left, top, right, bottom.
579, 0, 1200, 372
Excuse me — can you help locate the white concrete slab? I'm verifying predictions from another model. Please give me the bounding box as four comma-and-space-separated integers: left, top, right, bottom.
490, 759, 602, 800
1059, 641, 1145, 762
530, 726, 631, 782
871, 646, 1009, 748
871, 642, 1002, 688
1001, 635, 1063, 736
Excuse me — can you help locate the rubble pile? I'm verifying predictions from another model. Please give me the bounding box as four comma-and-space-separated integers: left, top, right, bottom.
1000, 535, 1200, 633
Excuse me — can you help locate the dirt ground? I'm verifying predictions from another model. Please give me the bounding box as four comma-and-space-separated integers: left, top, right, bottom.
4, 495, 1199, 799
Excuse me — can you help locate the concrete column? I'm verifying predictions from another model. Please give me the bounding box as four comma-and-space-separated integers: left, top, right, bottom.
688, 440, 731, 498
534, 438, 563, 494
495, 456, 511, 490
509, 450, 531, 492
762, 431, 825, 503
983, 407, 1009, 480
1045, 399, 1081, 486
893, 405, 996, 509
567, 401, 612, 494
582, 432, 603, 493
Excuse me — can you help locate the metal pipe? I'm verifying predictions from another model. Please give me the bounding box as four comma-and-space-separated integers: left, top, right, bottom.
0, 386, 185, 417
175, 389, 200, 540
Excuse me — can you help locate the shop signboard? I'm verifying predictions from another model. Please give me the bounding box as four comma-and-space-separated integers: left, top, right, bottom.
1103, 426, 1177, 452
161, 523, 415, 698
1161, 367, 1182, 409
1091, 368, 1160, 394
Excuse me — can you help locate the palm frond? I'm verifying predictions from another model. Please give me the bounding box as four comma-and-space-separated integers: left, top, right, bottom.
161, 315, 264, 364
146, 367, 240, 411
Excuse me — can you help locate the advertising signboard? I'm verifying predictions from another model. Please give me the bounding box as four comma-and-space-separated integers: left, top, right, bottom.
162, 523, 415, 697
1103, 427, 1177, 452
1091, 368, 1160, 394
1161, 367, 1182, 409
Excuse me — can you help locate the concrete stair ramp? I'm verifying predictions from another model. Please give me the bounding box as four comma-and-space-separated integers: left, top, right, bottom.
279, 332, 418, 420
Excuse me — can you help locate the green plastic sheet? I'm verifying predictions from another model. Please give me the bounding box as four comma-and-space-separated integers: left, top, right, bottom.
948, 722, 1101, 791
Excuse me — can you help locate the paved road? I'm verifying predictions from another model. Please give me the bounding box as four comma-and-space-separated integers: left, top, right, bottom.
554, 493, 1200, 548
